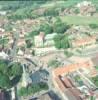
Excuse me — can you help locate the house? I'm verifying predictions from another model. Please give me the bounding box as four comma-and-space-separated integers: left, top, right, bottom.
76, 1, 96, 16
30, 69, 49, 84
0, 11, 7, 16
34, 33, 57, 47
52, 56, 95, 100
0, 51, 9, 59
76, 1, 92, 8
72, 36, 96, 47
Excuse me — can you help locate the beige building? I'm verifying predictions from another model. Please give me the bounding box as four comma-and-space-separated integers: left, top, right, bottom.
72, 36, 96, 47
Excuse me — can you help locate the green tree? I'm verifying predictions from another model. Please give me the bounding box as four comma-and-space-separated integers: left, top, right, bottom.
53, 18, 69, 33
25, 40, 33, 48
40, 23, 53, 34
53, 34, 62, 49
27, 30, 39, 38
44, 8, 59, 16
61, 35, 70, 49
0, 60, 7, 73
89, 24, 98, 29
0, 60, 23, 89
48, 59, 61, 68
18, 87, 27, 96
0, 72, 11, 89
10, 62, 23, 76
54, 34, 70, 49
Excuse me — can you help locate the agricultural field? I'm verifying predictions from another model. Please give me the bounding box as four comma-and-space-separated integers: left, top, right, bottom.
61, 15, 98, 25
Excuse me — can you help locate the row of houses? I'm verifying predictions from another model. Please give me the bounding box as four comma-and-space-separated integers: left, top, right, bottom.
72, 35, 96, 47
52, 56, 98, 100
34, 31, 97, 48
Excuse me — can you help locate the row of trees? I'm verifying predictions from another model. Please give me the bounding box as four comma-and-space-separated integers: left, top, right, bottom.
53, 18, 70, 33
29, 18, 69, 36
25, 18, 70, 48
25, 18, 69, 48
89, 24, 98, 29
0, 60, 23, 89
7, 6, 59, 20
6, 1, 69, 21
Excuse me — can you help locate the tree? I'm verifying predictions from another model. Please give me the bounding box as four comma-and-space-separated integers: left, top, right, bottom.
40, 23, 53, 34
25, 40, 33, 48
89, 24, 98, 29
53, 34, 62, 49
0, 73, 11, 89
44, 8, 59, 16
53, 18, 69, 33
0, 36, 9, 49
54, 34, 70, 49
27, 30, 39, 38
0, 60, 23, 90
0, 60, 7, 74
61, 35, 70, 49
18, 82, 49, 96
74, 8, 80, 14
10, 62, 23, 76
32, 50, 35, 56
64, 50, 73, 57
18, 87, 27, 96
48, 59, 61, 68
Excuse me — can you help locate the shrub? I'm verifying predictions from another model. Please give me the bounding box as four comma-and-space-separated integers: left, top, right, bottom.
53, 18, 70, 33
89, 24, 98, 29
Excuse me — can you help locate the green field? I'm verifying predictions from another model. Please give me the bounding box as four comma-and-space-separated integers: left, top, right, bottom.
61, 16, 98, 25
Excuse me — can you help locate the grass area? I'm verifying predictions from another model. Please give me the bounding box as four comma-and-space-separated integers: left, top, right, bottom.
95, 66, 98, 71
18, 82, 48, 96
41, 0, 82, 8
61, 16, 98, 25
48, 59, 61, 68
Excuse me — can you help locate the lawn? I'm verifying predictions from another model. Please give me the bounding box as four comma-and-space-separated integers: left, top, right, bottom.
61, 16, 98, 25
95, 66, 98, 71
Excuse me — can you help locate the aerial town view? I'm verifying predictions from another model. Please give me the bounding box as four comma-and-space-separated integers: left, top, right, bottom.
0, 0, 98, 100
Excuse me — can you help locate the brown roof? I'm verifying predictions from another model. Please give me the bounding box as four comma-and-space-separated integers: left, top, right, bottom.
53, 60, 93, 77
72, 36, 96, 47
55, 77, 65, 92
52, 58, 94, 100
61, 77, 73, 88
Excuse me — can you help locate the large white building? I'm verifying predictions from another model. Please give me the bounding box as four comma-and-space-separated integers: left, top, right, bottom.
44, 33, 57, 46
34, 32, 57, 47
